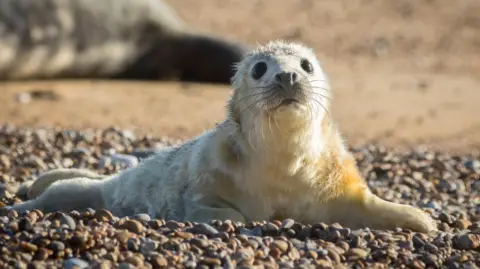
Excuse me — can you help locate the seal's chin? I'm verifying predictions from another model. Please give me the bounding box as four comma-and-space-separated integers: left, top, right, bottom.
272, 98, 306, 112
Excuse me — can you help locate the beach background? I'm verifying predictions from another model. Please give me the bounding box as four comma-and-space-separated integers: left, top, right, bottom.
1, 0, 479, 153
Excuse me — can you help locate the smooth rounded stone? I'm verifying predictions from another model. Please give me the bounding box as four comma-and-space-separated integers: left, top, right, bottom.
336, 241, 350, 252
454, 219, 472, 230
64, 258, 89, 269
472, 180, 480, 191
421, 201, 442, 211
127, 238, 140, 252
280, 219, 295, 230
184, 260, 197, 268
81, 208, 96, 217
94, 209, 114, 222
453, 234, 480, 250
191, 223, 219, 237
49, 241, 65, 252
71, 148, 90, 156
120, 130, 136, 141
124, 255, 144, 267
438, 212, 453, 224
262, 222, 279, 234
165, 220, 184, 230
422, 253, 440, 268
132, 213, 151, 222
413, 235, 426, 249
20, 242, 38, 253
190, 238, 209, 249
289, 238, 305, 250
347, 248, 369, 261
238, 227, 260, 238
48, 214, 76, 230
148, 219, 165, 229
150, 254, 168, 268
118, 262, 136, 269
115, 230, 130, 244
424, 242, 439, 253
464, 160, 480, 171
175, 231, 194, 240
33, 248, 50, 261
119, 219, 143, 234
278, 261, 294, 268
315, 258, 333, 269
140, 239, 158, 255
272, 240, 289, 253
200, 257, 221, 266
220, 222, 235, 233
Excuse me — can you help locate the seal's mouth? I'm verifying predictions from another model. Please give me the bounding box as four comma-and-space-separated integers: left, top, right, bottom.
270, 97, 305, 111
279, 98, 298, 106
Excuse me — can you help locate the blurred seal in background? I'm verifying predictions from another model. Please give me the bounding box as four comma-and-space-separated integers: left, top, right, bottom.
0, 0, 248, 84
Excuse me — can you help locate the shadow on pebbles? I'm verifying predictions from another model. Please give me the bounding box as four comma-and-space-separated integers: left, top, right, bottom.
0, 124, 478, 269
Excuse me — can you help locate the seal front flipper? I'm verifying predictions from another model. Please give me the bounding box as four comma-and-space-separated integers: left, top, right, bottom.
182, 194, 246, 223
323, 157, 438, 233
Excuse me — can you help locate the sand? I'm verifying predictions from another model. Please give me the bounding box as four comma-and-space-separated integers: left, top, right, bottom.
1, 0, 479, 153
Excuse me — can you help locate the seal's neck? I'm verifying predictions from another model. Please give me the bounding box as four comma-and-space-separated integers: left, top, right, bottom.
240, 106, 328, 161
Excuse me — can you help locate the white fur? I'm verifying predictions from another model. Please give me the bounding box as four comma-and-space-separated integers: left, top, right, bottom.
8, 40, 437, 233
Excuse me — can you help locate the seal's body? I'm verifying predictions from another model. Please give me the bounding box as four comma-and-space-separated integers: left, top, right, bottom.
0, 0, 247, 83
8, 41, 437, 233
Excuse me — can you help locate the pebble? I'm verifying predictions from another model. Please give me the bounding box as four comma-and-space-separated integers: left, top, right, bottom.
191, 223, 219, 237
119, 219, 143, 234
115, 230, 130, 244
64, 258, 89, 269
453, 234, 480, 250
280, 219, 295, 230
151, 254, 168, 268
454, 219, 472, 230
272, 240, 289, 253
132, 213, 151, 222
0, 127, 478, 268
94, 209, 114, 221
60, 215, 76, 230
49, 241, 65, 252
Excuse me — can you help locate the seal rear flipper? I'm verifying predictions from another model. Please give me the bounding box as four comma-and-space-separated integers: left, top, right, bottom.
20, 168, 106, 200
10, 177, 106, 214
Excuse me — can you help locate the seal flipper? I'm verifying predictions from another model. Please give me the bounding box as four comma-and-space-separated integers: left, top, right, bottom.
10, 177, 106, 214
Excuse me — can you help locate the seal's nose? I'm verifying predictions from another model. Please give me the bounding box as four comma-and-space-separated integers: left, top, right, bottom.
275, 71, 299, 87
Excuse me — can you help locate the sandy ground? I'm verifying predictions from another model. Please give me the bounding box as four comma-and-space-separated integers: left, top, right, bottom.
1, 0, 480, 153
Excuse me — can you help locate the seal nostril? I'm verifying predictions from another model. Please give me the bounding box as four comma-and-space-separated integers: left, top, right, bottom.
276, 72, 298, 86
291, 72, 298, 83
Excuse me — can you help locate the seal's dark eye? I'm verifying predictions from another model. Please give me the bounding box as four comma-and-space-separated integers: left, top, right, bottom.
300, 59, 314, 74
251, 62, 267, 80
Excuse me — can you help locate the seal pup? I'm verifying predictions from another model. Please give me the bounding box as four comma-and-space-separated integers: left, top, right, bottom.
7, 40, 437, 233
0, 0, 247, 84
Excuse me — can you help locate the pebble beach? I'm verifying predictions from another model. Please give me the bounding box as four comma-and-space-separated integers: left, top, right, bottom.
0, 125, 479, 269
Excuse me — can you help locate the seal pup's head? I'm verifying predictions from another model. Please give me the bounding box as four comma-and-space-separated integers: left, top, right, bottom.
228, 40, 331, 139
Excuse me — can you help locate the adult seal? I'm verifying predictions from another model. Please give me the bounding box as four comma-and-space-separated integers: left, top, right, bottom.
0, 0, 248, 83
7, 40, 437, 233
